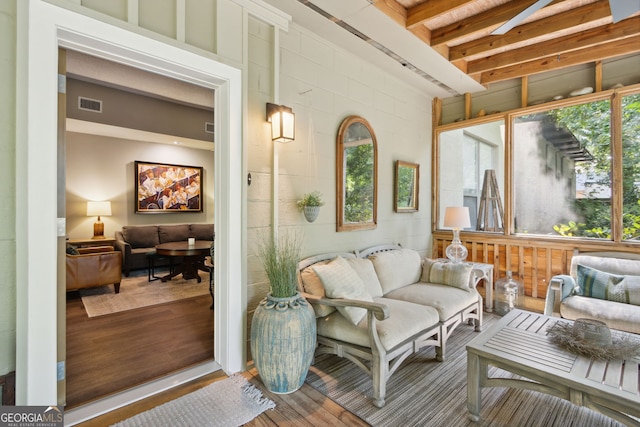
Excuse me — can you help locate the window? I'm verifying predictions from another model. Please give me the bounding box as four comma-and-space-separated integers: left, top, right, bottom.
435, 88, 640, 244
513, 100, 611, 238
438, 120, 504, 230
622, 93, 640, 241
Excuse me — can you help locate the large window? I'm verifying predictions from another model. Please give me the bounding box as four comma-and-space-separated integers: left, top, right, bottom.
435, 89, 640, 243
622, 93, 640, 241
438, 120, 504, 230
513, 100, 611, 237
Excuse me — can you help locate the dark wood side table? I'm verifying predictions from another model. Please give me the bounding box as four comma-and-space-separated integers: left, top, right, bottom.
155, 241, 213, 283
67, 238, 116, 248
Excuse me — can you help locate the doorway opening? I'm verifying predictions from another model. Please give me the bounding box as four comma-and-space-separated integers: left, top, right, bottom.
18, 2, 245, 419
62, 50, 217, 408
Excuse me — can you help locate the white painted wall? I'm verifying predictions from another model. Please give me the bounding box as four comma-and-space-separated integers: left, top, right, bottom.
65, 132, 215, 240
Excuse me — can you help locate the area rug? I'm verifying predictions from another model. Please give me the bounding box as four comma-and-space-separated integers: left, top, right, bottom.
79, 272, 210, 317
111, 374, 275, 427
305, 313, 628, 427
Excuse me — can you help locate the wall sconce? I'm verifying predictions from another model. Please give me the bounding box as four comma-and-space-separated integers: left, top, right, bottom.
87, 200, 112, 239
443, 206, 470, 263
266, 102, 295, 143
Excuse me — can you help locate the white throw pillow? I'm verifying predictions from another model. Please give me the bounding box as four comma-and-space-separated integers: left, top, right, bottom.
313, 256, 373, 325
345, 257, 384, 298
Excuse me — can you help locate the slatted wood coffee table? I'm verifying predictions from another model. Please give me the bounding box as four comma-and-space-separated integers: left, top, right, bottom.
467, 309, 640, 426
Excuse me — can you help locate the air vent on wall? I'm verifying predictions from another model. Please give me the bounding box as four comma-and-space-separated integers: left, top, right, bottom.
78, 96, 102, 113
205, 122, 214, 134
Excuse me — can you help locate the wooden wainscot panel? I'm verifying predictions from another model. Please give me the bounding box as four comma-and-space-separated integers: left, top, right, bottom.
433, 232, 639, 312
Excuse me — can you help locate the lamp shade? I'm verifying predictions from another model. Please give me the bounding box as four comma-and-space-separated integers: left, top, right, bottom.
87, 201, 112, 217
443, 206, 470, 229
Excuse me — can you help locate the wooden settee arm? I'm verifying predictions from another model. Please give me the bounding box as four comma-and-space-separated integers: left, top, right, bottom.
303, 293, 390, 321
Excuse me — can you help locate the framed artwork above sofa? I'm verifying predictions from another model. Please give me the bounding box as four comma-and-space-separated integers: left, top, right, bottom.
135, 160, 203, 213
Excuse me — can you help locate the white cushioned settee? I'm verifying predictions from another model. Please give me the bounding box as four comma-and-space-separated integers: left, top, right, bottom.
544, 251, 640, 334
297, 244, 483, 408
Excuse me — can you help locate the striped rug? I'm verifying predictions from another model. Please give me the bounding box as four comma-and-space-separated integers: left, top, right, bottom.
305, 313, 628, 427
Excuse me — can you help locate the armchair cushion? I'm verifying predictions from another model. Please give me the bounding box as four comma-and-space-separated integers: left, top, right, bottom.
313, 256, 373, 325
560, 296, 640, 334
421, 259, 473, 291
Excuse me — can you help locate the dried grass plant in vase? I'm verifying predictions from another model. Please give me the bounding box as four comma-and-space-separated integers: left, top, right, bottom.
250, 229, 316, 394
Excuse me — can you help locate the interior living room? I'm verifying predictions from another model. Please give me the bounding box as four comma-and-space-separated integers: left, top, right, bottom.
3, 0, 640, 426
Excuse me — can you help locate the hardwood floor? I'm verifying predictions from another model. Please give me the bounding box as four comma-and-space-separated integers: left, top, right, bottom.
67, 275, 368, 426
74, 368, 370, 427
65, 288, 214, 408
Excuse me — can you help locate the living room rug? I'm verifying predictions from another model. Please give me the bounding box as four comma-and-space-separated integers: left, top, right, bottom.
111, 374, 275, 427
305, 313, 628, 427
79, 272, 211, 317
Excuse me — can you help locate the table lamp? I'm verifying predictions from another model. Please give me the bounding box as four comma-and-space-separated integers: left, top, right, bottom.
87, 201, 112, 239
444, 206, 470, 263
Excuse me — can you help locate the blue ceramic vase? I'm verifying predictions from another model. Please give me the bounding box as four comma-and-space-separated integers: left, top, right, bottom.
250, 292, 316, 394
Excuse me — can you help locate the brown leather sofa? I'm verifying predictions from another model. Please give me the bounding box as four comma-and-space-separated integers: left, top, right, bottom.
66, 246, 123, 293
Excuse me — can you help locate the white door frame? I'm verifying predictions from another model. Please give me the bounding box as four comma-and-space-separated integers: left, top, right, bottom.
16, 0, 245, 407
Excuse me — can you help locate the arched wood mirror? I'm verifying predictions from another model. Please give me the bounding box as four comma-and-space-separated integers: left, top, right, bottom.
336, 115, 378, 231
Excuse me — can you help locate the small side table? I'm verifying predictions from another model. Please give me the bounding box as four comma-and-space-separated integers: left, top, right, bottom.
469, 263, 494, 312
436, 258, 495, 312
67, 238, 116, 248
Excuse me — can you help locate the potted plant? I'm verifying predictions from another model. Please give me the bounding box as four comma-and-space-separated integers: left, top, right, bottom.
297, 191, 324, 223
250, 229, 316, 394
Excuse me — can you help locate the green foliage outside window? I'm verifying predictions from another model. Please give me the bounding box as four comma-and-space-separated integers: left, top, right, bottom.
551, 94, 640, 240
344, 144, 374, 223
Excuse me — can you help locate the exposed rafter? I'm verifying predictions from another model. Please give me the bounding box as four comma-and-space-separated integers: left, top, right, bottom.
372, 0, 640, 85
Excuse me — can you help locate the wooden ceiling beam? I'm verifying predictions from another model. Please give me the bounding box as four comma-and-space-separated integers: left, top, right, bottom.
478, 34, 640, 84
406, 0, 474, 29
467, 16, 640, 75
449, 1, 611, 61
430, 0, 557, 47
373, 0, 407, 27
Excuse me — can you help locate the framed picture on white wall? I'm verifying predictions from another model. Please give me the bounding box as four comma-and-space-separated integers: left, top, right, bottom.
135, 161, 203, 213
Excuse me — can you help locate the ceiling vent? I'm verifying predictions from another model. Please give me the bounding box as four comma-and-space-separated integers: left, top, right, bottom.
205, 122, 215, 134
78, 96, 103, 113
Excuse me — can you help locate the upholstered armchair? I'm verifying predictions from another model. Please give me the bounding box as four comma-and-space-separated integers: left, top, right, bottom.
66, 246, 123, 293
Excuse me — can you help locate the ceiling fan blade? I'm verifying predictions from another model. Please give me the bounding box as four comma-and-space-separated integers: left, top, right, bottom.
609, 0, 640, 23
491, 0, 554, 35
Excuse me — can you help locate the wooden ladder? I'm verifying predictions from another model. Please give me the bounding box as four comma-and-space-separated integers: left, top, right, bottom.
477, 169, 504, 231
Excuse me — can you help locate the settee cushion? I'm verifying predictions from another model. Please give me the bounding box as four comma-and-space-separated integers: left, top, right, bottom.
158, 224, 191, 243
301, 260, 336, 318
369, 249, 422, 294
560, 295, 640, 334
422, 259, 473, 291
316, 297, 440, 351
313, 256, 373, 325
122, 225, 160, 249
190, 223, 215, 241
385, 283, 480, 322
